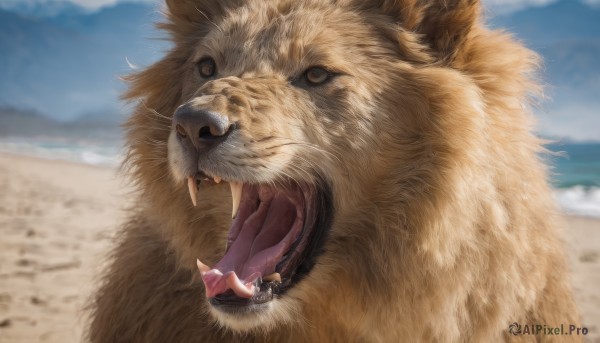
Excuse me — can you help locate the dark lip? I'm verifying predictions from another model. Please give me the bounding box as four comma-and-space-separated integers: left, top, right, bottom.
208, 280, 284, 310
208, 178, 334, 312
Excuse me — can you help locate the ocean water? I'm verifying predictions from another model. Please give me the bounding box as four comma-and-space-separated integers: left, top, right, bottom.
0, 136, 122, 167
547, 143, 600, 218
1, 137, 599, 218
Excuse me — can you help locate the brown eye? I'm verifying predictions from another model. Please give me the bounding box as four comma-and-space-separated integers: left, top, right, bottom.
304, 67, 331, 85
197, 57, 216, 78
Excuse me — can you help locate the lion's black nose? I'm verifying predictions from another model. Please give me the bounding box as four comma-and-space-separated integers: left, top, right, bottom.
172, 105, 233, 148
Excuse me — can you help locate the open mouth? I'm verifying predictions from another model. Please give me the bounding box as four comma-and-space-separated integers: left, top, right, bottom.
190, 172, 333, 313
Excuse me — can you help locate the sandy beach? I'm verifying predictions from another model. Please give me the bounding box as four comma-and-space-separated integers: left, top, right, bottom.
0, 152, 598, 342
0, 153, 129, 342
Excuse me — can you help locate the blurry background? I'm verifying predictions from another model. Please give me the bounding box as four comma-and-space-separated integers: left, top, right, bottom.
0, 0, 599, 216
0, 0, 598, 210
0, 1, 598, 342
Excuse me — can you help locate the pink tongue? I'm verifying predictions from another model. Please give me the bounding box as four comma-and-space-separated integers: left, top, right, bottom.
198, 186, 304, 298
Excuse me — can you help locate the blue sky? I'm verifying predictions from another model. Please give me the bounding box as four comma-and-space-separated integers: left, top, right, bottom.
1, 0, 598, 140
2, 0, 599, 12
33, 0, 600, 11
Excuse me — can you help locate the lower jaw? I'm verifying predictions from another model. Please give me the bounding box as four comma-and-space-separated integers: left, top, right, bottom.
210, 299, 271, 316
207, 298, 285, 333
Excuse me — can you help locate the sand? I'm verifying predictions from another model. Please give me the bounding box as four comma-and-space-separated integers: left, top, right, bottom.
0, 153, 129, 342
566, 216, 600, 342
0, 152, 598, 342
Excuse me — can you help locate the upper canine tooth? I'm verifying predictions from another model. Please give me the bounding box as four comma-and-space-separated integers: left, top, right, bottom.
230, 181, 242, 218
196, 258, 210, 274
214, 176, 222, 184
187, 176, 198, 207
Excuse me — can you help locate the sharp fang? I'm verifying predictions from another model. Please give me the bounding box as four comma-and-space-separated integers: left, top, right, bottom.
187, 176, 198, 207
214, 176, 222, 184
263, 273, 281, 283
196, 259, 210, 274
230, 181, 242, 218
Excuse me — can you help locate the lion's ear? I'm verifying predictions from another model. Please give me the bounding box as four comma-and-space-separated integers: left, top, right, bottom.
165, 0, 224, 22
361, 0, 481, 63
417, 0, 481, 62
163, 0, 242, 36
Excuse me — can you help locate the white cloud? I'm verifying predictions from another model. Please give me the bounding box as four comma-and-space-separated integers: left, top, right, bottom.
53, 0, 600, 12
538, 105, 600, 142
72, 0, 116, 9
70, 0, 156, 10
482, 0, 556, 14
484, 0, 555, 6
483, 0, 600, 14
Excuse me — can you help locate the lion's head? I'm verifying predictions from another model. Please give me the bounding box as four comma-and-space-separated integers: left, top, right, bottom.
123, 0, 540, 335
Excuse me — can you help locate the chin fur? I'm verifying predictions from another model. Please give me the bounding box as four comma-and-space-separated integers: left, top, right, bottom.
208, 297, 302, 334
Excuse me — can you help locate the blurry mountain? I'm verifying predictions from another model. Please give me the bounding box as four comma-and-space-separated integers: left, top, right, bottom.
0, 0, 90, 18
0, 0, 598, 140
490, 0, 600, 119
0, 1, 166, 122
0, 107, 63, 136
0, 106, 122, 141
490, 1, 600, 43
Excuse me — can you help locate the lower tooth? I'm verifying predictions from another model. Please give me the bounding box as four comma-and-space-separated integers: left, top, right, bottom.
263, 273, 281, 283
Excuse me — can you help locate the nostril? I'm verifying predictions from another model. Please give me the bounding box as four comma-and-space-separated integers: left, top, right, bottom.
176, 124, 187, 138
173, 106, 233, 143
199, 126, 213, 139
199, 122, 235, 140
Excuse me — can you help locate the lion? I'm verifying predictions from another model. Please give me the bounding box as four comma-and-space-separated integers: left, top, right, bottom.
86, 0, 582, 341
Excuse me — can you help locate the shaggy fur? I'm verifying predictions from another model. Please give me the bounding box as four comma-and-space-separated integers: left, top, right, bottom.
87, 0, 581, 341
